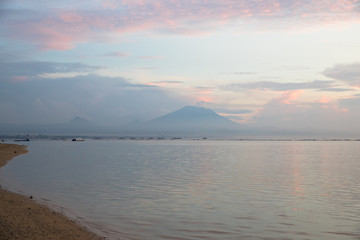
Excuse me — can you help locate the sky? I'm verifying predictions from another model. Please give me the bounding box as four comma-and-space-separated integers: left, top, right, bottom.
1, 0, 360, 136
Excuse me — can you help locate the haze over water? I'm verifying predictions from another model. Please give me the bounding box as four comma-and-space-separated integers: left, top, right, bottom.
1, 140, 360, 240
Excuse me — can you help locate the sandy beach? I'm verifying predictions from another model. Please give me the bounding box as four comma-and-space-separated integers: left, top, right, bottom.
0, 143, 103, 240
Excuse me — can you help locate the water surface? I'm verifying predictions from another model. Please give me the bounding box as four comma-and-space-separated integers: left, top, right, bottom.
1, 140, 360, 239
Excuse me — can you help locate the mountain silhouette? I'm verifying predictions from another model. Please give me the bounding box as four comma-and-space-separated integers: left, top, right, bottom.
127, 106, 241, 136
65, 116, 97, 127
149, 106, 238, 128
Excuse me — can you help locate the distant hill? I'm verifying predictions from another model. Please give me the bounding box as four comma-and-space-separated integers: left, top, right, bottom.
0, 108, 243, 137
0, 116, 104, 135
62, 116, 98, 128
126, 106, 241, 136
148, 106, 239, 129
0, 108, 336, 138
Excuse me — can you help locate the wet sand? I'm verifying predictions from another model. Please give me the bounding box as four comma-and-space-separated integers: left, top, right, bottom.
0, 142, 28, 168
0, 143, 103, 240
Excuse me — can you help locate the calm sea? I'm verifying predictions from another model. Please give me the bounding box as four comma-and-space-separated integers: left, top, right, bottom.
1, 140, 360, 240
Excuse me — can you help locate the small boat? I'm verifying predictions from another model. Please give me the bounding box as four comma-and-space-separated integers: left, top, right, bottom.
14, 138, 30, 142
72, 137, 85, 141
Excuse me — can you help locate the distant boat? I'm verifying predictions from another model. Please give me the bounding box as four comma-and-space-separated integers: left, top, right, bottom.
14, 138, 30, 142
72, 137, 85, 141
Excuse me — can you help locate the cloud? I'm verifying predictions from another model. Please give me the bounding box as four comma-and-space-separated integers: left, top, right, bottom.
221, 114, 245, 122
220, 72, 257, 75
316, 87, 354, 92
137, 56, 164, 60
145, 81, 183, 86
277, 90, 304, 104
217, 109, 251, 122
9, 19, 86, 50
192, 100, 254, 122
0, 74, 191, 125
216, 109, 253, 114
136, 67, 158, 71
339, 95, 360, 108
0, 59, 195, 125
2, 0, 360, 50
316, 95, 332, 104
323, 63, 360, 86
253, 90, 356, 135
194, 86, 216, 91
102, 51, 129, 58
0, 61, 101, 82
225, 80, 335, 91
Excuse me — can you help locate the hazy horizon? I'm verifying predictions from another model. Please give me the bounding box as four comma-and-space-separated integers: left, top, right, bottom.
1, 1, 360, 136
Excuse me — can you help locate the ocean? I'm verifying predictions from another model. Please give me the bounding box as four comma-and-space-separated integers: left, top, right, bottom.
1, 140, 360, 240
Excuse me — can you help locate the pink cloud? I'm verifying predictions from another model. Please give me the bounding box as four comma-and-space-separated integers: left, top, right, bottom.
194, 87, 214, 103
3, 0, 360, 50
59, 12, 84, 23
102, 51, 129, 58
196, 96, 213, 103
277, 90, 304, 104
12, 76, 29, 82
31, 26, 77, 50
252, 88, 360, 134
102, 1, 118, 10
317, 95, 332, 104
9, 15, 90, 50
145, 81, 182, 86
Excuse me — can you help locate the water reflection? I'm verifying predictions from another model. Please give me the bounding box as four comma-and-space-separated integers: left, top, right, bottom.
289, 142, 305, 207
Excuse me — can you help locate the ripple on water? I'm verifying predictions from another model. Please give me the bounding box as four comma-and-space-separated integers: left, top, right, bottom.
2, 140, 360, 240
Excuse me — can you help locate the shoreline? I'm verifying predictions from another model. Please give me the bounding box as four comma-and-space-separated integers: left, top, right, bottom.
0, 142, 28, 167
0, 143, 103, 240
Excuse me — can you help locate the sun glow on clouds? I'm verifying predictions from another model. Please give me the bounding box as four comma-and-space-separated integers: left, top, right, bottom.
2, 0, 360, 50
278, 90, 304, 104
317, 95, 332, 104
144, 81, 182, 87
